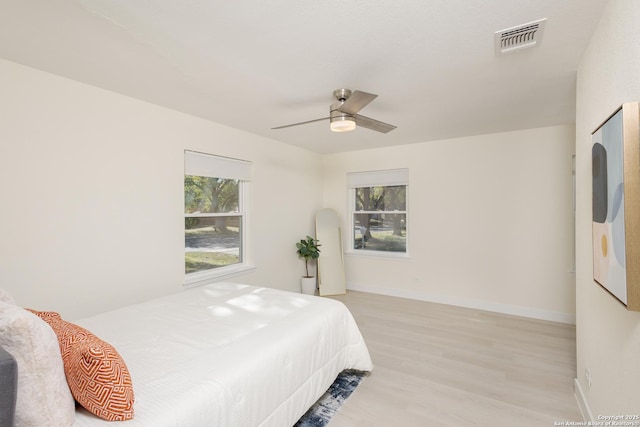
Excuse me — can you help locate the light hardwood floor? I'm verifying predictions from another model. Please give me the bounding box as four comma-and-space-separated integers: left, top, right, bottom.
327, 291, 582, 427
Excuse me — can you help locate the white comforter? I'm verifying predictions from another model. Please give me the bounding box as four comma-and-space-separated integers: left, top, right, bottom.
71, 282, 372, 427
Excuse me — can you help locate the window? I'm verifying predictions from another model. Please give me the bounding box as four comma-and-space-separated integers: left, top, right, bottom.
184, 151, 251, 283
348, 169, 408, 255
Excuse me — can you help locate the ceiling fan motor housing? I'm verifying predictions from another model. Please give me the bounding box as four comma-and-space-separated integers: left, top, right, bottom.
330, 88, 354, 121
330, 101, 353, 119
330, 101, 356, 132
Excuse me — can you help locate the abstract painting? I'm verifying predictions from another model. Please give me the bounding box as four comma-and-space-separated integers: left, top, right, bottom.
592, 102, 640, 310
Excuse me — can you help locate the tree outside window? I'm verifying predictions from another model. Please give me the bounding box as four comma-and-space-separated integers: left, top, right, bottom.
353, 185, 407, 253
185, 176, 243, 274
184, 151, 251, 284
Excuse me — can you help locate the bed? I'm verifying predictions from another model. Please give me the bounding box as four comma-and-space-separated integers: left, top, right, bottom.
0, 282, 372, 427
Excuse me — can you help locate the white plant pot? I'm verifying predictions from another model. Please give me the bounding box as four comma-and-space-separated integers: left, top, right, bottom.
300, 277, 317, 295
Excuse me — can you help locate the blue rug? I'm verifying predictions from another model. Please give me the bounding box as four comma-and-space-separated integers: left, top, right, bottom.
294, 370, 366, 427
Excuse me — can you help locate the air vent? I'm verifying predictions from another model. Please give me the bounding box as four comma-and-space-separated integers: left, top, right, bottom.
495, 18, 546, 55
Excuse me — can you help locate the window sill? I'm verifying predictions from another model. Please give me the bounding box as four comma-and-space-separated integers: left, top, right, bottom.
345, 251, 411, 261
183, 264, 256, 289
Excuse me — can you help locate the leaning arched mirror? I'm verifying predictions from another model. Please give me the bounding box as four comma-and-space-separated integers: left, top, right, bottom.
316, 208, 346, 296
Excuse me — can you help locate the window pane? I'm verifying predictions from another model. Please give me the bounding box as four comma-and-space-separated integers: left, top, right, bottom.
355, 186, 406, 211
185, 216, 241, 273
353, 213, 406, 252
184, 176, 239, 214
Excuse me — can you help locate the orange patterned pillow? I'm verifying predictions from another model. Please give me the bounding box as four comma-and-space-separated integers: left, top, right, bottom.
28, 310, 135, 421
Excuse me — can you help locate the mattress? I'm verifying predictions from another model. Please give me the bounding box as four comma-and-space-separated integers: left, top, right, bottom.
71, 282, 372, 426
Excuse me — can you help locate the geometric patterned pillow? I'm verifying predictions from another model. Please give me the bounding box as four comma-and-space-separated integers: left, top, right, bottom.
28, 310, 135, 421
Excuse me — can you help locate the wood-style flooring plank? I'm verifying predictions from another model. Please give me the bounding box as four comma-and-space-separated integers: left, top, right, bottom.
327, 291, 582, 427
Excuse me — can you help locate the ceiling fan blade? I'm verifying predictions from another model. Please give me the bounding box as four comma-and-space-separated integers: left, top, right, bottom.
354, 114, 397, 133
339, 91, 378, 115
271, 117, 329, 130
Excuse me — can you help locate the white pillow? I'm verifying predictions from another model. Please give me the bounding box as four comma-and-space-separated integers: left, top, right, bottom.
0, 300, 75, 427
0, 288, 15, 304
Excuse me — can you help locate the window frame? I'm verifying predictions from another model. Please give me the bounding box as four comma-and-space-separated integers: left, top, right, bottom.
184, 151, 254, 287
347, 169, 409, 259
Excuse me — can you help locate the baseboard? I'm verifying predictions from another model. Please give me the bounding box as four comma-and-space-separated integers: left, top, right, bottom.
346, 282, 576, 325
574, 378, 593, 422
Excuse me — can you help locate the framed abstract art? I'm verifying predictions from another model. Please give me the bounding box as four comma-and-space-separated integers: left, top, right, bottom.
592, 102, 640, 311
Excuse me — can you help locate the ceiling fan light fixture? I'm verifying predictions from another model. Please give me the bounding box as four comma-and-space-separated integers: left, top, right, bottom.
272, 88, 395, 134
330, 115, 356, 132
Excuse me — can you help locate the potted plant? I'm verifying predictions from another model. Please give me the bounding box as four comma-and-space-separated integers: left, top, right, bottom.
296, 235, 321, 295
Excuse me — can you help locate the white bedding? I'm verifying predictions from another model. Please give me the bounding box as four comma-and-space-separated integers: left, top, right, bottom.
71, 282, 372, 427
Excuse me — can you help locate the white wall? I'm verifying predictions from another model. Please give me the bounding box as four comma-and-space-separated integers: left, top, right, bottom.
0, 58, 323, 320
575, 0, 640, 418
323, 125, 576, 323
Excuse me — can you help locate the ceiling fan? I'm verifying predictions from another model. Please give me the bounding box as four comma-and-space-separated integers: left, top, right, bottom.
272, 89, 397, 134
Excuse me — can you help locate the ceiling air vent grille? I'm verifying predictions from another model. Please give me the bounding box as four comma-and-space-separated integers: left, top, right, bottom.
494, 18, 546, 55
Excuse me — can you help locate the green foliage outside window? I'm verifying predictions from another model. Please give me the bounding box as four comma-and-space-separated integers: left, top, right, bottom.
185, 176, 242, 273
354, 185, 407, 252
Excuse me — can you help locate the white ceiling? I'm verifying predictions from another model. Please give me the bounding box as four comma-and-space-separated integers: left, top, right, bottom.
0, 0, 609, 154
